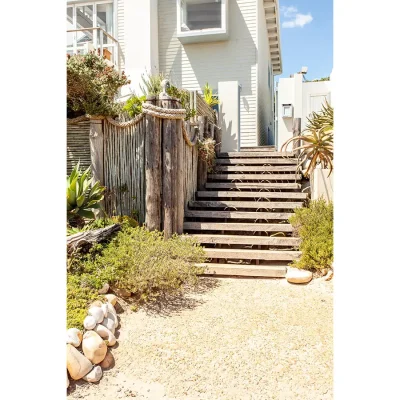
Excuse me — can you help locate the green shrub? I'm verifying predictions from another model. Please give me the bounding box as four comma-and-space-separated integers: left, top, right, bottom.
122, 94, 147, 118
67, 163, 105, 227
67, 226, 206, 328
67, 52, 130, 117
289, 199, 333, 270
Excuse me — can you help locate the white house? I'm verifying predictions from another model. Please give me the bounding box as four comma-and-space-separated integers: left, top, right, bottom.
275, 68, 332, 151
66, 0, 283, 151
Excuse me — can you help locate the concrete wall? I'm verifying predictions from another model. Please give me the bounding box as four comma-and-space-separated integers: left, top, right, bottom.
120, 0, 159, 98
276, 75, 331, 151
158, 0, 258, 147
256, 0, 274, 146
311, 168, 334, 203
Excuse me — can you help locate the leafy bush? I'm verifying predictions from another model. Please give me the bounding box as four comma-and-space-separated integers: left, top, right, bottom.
289, 199, 333, 270
67, 226, 206, 328
67, 163, 105, 226
67, 52, 130, 117
122, 94, 146, 118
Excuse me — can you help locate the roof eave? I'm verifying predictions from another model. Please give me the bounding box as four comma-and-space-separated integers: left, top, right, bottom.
263, 0, 282, 75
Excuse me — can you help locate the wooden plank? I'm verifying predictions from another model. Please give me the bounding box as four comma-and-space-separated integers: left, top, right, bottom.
190, 234, 301, 246
205, 182, 301, 189
196, 191, 308, 199
219, 152, 295, 158
89, 119, 104, 184
215, 158, 298, 165
196, 263, 287, 278
176, 109, 184, 234
145, 97, 161, 231
185, 210, 294, 220
188, 201, 304, 209
215, 165, 299, 172
208, 174, 302, 180
204, 248, 301, 261
162, 107, 173, 239
183, 222, 294, 232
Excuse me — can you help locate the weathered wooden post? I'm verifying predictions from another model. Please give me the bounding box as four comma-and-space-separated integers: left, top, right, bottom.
197, 115, 208, 191
89, 118, 104, 185
145, 95, 162, 231
159, 80, 175, 239
293, 118, 301, 157
176, 105, 184, 234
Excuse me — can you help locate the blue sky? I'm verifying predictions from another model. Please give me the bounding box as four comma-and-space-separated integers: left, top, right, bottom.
276, 0, 333, 81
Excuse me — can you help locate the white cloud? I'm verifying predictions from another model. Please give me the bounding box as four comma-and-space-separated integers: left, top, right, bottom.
281, 6, 298, 18
280, 6, 313, 29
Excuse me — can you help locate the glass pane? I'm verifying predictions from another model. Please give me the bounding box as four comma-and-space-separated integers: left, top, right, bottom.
76, 5, 94, 47
96, 2, 114, 39
185, 0, 222, 31
66, 7, 74, 49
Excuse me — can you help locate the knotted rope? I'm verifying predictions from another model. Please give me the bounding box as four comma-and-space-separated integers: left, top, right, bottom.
66, 103, 198, 147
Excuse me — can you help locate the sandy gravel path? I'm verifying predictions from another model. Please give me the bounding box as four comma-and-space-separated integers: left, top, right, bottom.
68, 277, 333, 400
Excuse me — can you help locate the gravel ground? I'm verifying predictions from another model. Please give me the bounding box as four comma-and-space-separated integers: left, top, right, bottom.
68, 277, 333, 400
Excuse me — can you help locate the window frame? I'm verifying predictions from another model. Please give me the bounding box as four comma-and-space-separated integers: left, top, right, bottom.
176, 0, 229, 44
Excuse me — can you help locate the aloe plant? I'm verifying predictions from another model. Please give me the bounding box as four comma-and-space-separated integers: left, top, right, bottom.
281, 100, 333, 178
203, 82, 219, 107
67, 163, 105, 225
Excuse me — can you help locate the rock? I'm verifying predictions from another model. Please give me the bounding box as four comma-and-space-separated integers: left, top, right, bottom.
98, 283, 110, 295
66, 328, 83, 347
88, 306, 104, 324
83, 315, 97, 330
100, 316, 116, 334
104, 294, 117, 306
66, 344, 93, 380
82, 366, 103, 383
325, 270, 333, 281
105, 303, 119, 329
101, 303, 108, 318
82, 331, 107, 364
286, 268, 313, 284
100, 351, 115, 369
320, 268, 328, 276
93, 324, 117, 346
112, 286, 131, 298
67, 371, 69, 389
90, 300, 103, 308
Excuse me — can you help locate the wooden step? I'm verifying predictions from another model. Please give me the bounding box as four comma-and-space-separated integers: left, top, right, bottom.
205, 182, 301, 190
215, 166, 300, 172
196, 191, 308, 199
188, 200, 304, 209
191, 234, 301, 246
196, 263, 287, 278
215, 158, 298, 165
185, 210, 294, 220
184, 222, 294, 232
219, 152, 295, 158
208, 174, 302, 181
204, 248, 301, 261
240, 146, 276, 151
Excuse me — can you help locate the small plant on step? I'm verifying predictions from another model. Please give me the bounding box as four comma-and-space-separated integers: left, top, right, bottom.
203, 82, 219, 107
198, 138, 217, 172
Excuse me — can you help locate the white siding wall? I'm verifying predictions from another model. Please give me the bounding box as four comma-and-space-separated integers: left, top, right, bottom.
158, 0, 258, 147
117, 0, 125, 71
256, 0, 274, 146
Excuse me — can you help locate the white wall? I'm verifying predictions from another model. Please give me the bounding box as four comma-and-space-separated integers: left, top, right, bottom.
276, 75, 331, 150
256, 0, 274, 146
158, 0, 258, 147
311, 168, 334, 203
276, 77, 295, 151
120, 0, 159, 98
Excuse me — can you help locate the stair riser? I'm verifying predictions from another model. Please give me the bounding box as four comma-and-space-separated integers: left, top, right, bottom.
208, 174, 302, 181
188, 201, 304, 209
204, 250, 301, 261
205, 183, 301, 190
219, 152, 295, 158
186, 211, 294, 220
197, 191, 308, 199
191, 235, 301, 246
215, 166, 300, 172
198, 264, 287, 278
215, 159, 298, 165
184, 222, 294, 232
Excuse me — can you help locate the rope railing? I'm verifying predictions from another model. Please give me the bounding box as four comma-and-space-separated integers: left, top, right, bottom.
67, 102, 198, 147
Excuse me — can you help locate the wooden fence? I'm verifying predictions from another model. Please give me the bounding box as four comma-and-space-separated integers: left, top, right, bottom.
67, 120, 91, 174
67, 86, 220, 237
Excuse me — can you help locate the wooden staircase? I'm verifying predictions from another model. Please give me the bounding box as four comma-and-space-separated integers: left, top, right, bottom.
184, 146, 307, 278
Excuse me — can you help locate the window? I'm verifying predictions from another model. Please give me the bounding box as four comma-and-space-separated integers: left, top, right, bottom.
177, 0, 228, 44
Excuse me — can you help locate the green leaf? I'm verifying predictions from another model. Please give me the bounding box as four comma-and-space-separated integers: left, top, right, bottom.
76, 193, 86, 207
77, 209, 95, 219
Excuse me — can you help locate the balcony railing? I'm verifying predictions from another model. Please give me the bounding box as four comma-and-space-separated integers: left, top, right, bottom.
67, 27, 118, 69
